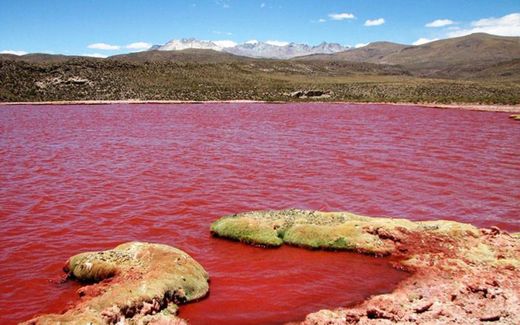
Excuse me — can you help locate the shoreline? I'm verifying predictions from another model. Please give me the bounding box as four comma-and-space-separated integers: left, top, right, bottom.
0, 99, 519, 113
211, 210, 520, 324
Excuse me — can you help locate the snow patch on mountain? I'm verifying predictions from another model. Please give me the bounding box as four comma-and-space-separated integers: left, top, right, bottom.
154, 38, 350, 59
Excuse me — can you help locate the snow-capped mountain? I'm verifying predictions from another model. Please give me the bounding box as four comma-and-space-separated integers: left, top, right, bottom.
224, 41, 349, 59
154, 38, 350, 59
158, 38, 224, 51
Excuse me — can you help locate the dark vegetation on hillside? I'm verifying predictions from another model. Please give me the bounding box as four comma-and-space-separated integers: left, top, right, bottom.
1, 33, 519, 104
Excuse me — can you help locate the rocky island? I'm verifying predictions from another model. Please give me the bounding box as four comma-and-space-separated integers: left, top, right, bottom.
211, 209, 520, 324
24, 242, 209, 325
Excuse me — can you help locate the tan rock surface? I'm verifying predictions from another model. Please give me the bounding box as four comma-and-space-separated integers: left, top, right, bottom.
23, 242, 209, 325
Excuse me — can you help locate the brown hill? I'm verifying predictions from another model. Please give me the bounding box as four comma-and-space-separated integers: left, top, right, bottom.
0, 53, 86, 63
385, 33, 520, 68
108, 49, 249, 63
297, 33, 520, 77
296, 42, 407, 63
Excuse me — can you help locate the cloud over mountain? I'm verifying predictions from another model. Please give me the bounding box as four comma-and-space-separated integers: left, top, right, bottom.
365, 18, 385, 26
126, 42, 152, 50
447, 13, 520, 37
0, 50, 28, 55
426, 19, 455, 28
413, 37, 439, 45
88, 43, 120, 50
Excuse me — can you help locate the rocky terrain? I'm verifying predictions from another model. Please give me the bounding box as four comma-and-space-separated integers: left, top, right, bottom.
23, 242, 209, 325
211, 209, 520, 324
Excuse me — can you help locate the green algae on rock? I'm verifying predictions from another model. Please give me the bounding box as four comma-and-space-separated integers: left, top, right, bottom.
24, 242, 209, 325
211, 209, 520, 324
210, 209, 479, 255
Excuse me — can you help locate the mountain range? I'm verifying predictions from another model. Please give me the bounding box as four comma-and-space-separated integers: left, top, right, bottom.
299, 33, 520, 66
145, 33, 520, 73
291, 33, 520, 78
153, 38, 350, 59
3, 33, 518, 72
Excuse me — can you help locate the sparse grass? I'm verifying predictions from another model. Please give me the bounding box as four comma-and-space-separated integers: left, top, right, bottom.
1, 58, 519, 104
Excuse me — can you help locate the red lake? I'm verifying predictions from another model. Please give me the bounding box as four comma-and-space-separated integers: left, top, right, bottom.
0, 103, 519, 324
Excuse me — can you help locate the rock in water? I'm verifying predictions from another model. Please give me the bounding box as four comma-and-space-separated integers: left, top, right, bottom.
211, 209, 520, 324
24, 242, 209, 325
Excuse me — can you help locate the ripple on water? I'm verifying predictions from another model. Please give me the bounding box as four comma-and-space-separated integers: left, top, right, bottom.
0, 103, 519, 324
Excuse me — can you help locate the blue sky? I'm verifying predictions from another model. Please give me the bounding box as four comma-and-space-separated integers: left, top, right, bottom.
1, 0, 519, 57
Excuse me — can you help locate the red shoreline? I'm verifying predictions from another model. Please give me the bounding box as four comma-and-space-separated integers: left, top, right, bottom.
0, 100, 520, 114
0, 100, 519, 113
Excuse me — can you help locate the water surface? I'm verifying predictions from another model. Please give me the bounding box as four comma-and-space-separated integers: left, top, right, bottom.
1, 103, 519, 324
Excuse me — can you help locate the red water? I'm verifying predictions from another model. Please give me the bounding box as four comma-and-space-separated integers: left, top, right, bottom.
1, 103, 519, 324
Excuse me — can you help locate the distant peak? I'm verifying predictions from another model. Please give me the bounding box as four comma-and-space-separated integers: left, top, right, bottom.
156, 38, 350, 59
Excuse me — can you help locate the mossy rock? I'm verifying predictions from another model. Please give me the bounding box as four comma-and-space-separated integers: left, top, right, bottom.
210, 216, 283, 247
211, 209, 519, 324
24, 242, 209, 324
210, 209, 481, 256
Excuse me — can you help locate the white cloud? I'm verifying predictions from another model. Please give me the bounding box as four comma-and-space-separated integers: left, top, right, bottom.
0, 50, 27, 55
426, 19, 455, 28
212, 30, 233, 36
318, 18, 326, 23
364, 18, 385, 26
329, 13, 355, 21
81, 53, 107, 58
126, 42, 152, 50
446, 26, 461, 31
213, 40, 237, 48
413, 37, 439, 46
447, 13, 520, 37
265, 40, 289, 46
354, 42, 369, 48
245, 40, 259, 44
215, 0, 230, 8
87, 43, 120, 50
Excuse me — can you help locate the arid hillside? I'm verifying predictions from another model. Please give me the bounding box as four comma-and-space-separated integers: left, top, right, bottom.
1, 33, 519, 104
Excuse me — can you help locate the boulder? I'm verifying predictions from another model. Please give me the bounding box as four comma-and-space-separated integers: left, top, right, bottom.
24, 242, 209, 325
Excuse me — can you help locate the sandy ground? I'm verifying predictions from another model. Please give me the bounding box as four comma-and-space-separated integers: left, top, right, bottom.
1, 100, 520, 113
